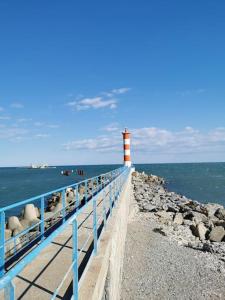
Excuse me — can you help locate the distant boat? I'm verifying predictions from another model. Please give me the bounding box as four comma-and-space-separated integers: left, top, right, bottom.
28, 164, 56, 169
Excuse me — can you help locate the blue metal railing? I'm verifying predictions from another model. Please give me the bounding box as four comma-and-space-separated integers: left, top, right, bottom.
0, 166, 130, 299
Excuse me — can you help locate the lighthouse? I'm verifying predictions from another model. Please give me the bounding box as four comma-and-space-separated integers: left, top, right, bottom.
122, 128, 132, 167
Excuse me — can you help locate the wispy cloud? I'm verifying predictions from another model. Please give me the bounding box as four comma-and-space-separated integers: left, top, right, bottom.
68, 97, 117, 111
0, 107, 4, 112
110, 87, 131, 94
63, 135, 120, 152
67, 87, 130, 111
10, 102, 24, 109
63, 126, 225, 156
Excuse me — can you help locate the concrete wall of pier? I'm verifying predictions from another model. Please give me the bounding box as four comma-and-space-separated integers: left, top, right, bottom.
79, 172, 132, 300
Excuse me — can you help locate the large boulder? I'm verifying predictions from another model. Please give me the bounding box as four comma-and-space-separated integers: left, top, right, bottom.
209, 226, 225, 242
192, 212, 208, 225
8, 216, 23, 231
197, 223, 208, 241
173, 213, 183, 225
205, 203, 224, 218
24, 204, 39, 222
215, 208, 225, 220
190, 222, 208, 241
183, 211, 207, 224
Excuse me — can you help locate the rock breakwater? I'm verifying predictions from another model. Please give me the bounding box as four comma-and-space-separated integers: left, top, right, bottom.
132, 171, 225, 269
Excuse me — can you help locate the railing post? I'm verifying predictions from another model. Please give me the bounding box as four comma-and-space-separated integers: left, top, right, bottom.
72, 217, 78, 300
0, 211, 5, 277
116, 177, 119, 200
85, 180, 88, 203
41, 196, 45, 241
101, 175, 103, 189
93, 197, 97, 255
76, 184, 79, 209
112, 181, 115, 206
109, 184, 112, 216
62, 190, 66, 223
4, 281, 15, 300
103, 190, 107, 227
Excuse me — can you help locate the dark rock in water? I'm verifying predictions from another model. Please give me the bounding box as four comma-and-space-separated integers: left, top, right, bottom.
209, 226, 225, 242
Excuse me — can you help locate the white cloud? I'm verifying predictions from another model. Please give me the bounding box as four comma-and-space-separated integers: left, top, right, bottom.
10, 102, 24, 109
110, 87, 131, 94
63, 126, 225, 158
68, 97, 117, 111
67, 87, 130, 111
64, 134, 120, 152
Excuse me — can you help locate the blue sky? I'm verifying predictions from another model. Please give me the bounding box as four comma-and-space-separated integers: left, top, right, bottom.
0, 0, 225, 166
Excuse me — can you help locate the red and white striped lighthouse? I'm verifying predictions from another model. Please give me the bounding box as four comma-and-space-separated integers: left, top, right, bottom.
122, 128, 132, 167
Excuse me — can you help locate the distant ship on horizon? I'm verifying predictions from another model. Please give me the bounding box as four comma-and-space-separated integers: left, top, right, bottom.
28, 163, 56, 169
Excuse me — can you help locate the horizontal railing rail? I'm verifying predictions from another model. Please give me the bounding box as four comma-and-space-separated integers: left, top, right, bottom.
0, 166, 130, 300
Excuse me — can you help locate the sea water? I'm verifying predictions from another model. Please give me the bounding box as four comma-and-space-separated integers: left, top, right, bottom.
0, 163, 225, 209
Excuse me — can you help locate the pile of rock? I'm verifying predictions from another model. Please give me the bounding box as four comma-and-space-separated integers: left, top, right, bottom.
132, 171, 225, 262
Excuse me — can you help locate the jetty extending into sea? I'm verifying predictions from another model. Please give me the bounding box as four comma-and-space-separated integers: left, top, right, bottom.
0, 129, 134, 300
1, 128, 225, 299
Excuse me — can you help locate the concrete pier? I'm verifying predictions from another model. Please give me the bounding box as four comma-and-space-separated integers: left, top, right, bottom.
0, 170, 132, 300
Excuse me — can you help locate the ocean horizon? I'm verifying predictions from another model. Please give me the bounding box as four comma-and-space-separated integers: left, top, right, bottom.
0, 162, 225, 210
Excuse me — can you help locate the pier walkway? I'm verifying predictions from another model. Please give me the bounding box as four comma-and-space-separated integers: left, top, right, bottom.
121, 209, 225, 300
0, 166, 130, 299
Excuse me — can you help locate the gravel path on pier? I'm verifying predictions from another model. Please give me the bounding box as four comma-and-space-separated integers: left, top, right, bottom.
121, 211, 225, 300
